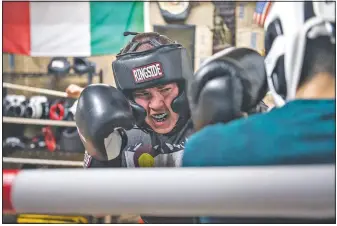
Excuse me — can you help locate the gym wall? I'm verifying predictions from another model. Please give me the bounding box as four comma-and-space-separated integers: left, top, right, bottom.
235, 2, 265, 55
149, 2, 214, 71
3, 2, 266, 85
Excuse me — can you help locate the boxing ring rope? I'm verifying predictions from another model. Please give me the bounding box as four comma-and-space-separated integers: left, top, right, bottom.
3, 164, 334, 218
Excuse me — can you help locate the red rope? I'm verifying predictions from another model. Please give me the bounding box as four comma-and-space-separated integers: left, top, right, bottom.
3, 169, 20, 213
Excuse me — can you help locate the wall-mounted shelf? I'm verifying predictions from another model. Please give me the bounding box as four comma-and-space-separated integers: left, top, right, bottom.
3, 117, 76, 127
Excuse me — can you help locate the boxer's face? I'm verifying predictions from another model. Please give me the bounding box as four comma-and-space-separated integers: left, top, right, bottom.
133, 83, 179, 134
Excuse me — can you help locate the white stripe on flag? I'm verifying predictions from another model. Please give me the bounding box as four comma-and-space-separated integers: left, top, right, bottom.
30, 2, 91, 57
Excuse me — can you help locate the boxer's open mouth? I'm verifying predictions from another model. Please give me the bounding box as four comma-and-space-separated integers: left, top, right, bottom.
151, 113, 169, 122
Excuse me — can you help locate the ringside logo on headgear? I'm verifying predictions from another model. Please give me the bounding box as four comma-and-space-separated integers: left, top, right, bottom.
132, 62, 164, 84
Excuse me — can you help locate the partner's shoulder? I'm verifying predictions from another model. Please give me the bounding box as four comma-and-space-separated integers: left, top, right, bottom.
183, 114, 271, 167
188, 113, 265, 146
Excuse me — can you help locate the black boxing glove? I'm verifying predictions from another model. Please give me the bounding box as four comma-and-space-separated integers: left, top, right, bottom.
187, 47, 267, 131
75, 84, 135, 161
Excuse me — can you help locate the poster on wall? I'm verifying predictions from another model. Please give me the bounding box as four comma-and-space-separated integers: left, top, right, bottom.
212, 2, 236, 53
3, 2, 144, 57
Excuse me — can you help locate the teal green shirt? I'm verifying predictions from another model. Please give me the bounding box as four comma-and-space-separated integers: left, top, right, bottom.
183, 100, 336, 167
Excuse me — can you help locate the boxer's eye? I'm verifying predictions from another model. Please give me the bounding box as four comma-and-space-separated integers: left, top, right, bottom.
134, 92, 151, 99
160, 88, 171, 94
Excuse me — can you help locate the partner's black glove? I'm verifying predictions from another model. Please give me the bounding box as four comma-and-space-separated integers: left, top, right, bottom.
187, 47, 267, 131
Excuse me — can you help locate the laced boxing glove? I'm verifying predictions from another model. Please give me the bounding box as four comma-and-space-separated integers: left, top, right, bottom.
75, 84, 135, 161
42, 126, 57, 152
49, 98, 74, 121
187, 47, 267, 131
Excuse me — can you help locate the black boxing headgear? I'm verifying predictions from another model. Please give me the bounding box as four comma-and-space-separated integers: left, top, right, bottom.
112, 33, 193, 129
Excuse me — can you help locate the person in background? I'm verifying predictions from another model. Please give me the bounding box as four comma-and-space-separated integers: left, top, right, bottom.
66, 84, 84, 99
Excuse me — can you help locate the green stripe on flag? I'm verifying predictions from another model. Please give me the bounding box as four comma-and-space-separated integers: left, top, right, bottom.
90, 2, 144, 55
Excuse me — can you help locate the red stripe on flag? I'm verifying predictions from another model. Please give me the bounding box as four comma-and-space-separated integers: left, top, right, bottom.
262, 2, 272, 26
3, 169, 20, 213
3, 2, 31, 55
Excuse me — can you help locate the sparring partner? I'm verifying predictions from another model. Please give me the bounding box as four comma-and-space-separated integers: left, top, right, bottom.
183, 1, 335, 223
75, 32, 198, 224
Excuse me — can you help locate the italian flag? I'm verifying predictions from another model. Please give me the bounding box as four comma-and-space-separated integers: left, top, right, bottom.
3, 2, 144, 56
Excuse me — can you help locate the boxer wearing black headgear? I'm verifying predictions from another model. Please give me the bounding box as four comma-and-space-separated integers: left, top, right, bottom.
112, 32, 192, 134
75, 32, 198, 223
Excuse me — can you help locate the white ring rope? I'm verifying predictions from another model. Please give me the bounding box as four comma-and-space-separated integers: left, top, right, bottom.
5, 164, 335, 218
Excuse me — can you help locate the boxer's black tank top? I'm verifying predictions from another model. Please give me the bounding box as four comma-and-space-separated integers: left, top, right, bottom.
84, 120, 198, 223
